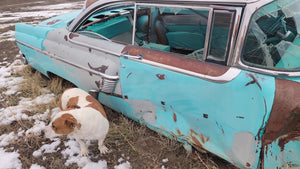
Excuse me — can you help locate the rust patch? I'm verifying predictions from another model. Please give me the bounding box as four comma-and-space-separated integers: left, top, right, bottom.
69, 33, 79, 39
173, 113, 177, 122
246, 162, 251, 167
236, 116, 244, 119
122, 45, 229, 77
200, 134, 205, 144
46, 19, 61, 25
262, 78, 300, 149
156, 74, 165, 80
85, 95, 107, 119
277, 113, 300, 151
190, 129, 209, 144
176, 128, 182, 136
66, 96, 80, 110
191, 135, 202, 146
88, 63, 108, 74
64, 35, 68, 41
95, 81, 100, 88
52, 113, 81, 134
245, 74, 262, 90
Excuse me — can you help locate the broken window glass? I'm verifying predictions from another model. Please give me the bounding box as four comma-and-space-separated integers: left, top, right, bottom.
76, 4, 134, 44
242, 0, 300, 71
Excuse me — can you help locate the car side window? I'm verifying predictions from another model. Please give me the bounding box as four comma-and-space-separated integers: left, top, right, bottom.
206, 10, 235, 65
242, 0, 300, 71
134, 5, 209, 60
76, 4, 134, 44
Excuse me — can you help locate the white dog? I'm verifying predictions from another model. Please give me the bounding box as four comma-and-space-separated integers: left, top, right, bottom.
42, 88, 109, 156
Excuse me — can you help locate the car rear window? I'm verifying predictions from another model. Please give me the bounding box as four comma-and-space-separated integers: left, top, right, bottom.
242, 0, 300, 71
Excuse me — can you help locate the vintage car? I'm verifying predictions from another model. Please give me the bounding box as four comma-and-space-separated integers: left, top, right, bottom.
15, 0, 300, 168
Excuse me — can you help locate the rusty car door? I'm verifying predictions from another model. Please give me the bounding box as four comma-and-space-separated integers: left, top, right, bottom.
111, 4, 277, 169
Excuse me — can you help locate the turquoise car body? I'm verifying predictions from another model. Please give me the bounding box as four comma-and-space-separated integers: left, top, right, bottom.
15, 0, 300, 168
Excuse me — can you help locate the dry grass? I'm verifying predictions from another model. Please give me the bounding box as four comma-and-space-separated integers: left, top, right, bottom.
0, 65, 236, 169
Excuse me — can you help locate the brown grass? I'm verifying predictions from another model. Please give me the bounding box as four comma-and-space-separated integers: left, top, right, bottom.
0, 64, 236, 169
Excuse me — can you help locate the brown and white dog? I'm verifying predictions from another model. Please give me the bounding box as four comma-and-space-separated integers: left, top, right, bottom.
42, 88, 109, 156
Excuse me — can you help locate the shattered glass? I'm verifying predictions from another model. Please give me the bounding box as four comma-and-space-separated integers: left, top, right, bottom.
242, 0, 300, 71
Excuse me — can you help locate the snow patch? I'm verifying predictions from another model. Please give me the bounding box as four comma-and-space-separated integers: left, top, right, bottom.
0, 148, 22, 169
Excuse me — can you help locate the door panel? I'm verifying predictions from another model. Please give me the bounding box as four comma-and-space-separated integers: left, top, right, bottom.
43, 27, 122, 93
119, 46, 275, 168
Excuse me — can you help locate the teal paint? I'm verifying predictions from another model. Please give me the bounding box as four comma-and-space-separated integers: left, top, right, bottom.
113, 57, 276, 168
264, 138, 300, 168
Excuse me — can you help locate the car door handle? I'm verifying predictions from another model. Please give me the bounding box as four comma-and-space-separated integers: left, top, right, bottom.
121, 52, 143, 60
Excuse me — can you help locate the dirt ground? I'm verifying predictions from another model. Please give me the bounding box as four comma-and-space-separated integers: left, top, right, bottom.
0, 0, 237, 168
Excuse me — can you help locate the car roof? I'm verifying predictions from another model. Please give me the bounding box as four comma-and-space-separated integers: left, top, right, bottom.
96, 0, 261, 5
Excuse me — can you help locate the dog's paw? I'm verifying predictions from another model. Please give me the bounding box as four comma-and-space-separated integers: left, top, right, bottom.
98, 145, 108, 154
80, 148, 89, 157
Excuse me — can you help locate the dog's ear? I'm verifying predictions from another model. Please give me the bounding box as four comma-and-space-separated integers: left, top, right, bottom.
62, 114, 81, 129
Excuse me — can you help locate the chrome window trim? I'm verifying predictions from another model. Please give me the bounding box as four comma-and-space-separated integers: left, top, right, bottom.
132, 3, 137, 45
204, 5, 243, 65
203, 7, 214, 61
232, 0, 300, 76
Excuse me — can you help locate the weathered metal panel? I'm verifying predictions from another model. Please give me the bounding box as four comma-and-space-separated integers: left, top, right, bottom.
117, 56, 276, 168
42, 28, 123, 92
263, 78, 300, 168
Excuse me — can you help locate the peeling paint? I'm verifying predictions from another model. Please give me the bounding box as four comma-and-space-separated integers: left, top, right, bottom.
69, 32, 79, 39
156, 74, 165, 80
173, 113, 177, 122
245, 74, 262, 90
126, 100, 157, 124
46, 19, 61, 25
228, 132, 256, 168
176, 128, 182, 136
262, 78, 300, 147
88, 62, 108, 74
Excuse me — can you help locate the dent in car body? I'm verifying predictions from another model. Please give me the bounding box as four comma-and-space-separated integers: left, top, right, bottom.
116, 46, 276, 168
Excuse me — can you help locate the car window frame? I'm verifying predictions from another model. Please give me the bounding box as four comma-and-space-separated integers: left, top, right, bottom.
205, 5, 243, 66
68, 1, 136, 34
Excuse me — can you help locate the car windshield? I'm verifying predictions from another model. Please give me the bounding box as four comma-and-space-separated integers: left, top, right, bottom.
242, 0, 300, 71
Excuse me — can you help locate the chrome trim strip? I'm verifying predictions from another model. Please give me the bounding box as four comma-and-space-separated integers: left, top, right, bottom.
15, 40, 119, 80
68, 32, 121, 57
203, 7, 213, 61
76, 31, 111, 41
132, 3, 137, 45
138, 59, 241, 83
